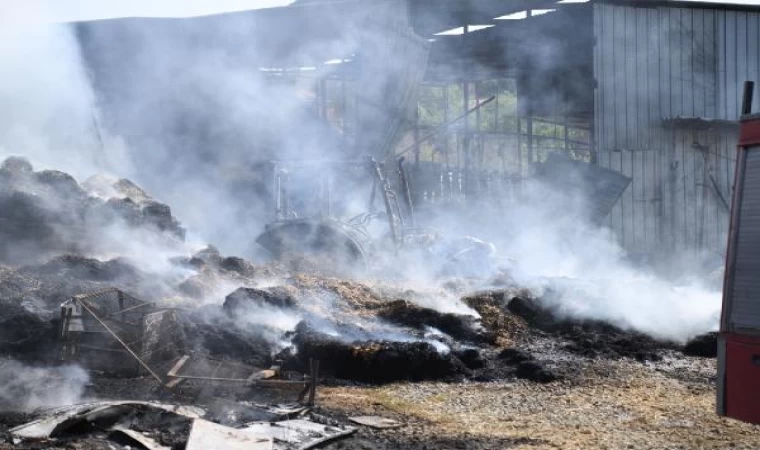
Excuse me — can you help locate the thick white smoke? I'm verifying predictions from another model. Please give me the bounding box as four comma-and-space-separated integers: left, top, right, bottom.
0, 23, 131, 179
0, 359, 89, 412
0, 5, 723, 347
486, 182, 722, 342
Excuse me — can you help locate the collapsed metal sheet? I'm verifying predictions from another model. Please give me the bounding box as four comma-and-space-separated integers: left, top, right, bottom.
111, 426, 171, 450
533, 153, 632, 223
243, 419, 356, 450
10, 401, 205, 439
186, 419, 273, 450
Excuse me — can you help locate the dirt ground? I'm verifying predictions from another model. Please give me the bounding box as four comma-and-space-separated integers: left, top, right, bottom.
316, 357, 760, 450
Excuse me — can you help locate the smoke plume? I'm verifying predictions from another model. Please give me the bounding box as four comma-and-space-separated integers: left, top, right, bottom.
0, 359, 89, 412
0, 4, 723, 347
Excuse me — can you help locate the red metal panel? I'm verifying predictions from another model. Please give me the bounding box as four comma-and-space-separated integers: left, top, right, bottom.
719, 115, 760, 423
724, 333, 760, 424
739, 118, 760, 147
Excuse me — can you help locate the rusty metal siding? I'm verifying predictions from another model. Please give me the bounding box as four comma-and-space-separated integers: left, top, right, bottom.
729, 147, 760, 330
593, 2, 749, 255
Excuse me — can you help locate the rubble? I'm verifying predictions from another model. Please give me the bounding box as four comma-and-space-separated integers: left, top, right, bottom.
0, 157, 729, 449
8, 400, 356, 450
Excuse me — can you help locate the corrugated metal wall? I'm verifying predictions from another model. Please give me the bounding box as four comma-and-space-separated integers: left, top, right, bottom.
593, 2, 756, 256
717, 9, 760, 120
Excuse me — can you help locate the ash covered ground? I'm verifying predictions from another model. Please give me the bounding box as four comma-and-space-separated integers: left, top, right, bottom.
0, 156, 747, 450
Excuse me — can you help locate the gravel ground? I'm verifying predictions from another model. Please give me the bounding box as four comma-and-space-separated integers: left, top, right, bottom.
316, 357, 760, 450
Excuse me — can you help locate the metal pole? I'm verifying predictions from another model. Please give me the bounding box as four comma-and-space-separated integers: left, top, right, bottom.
78, 299, 163, 384
742, 81, 755, 116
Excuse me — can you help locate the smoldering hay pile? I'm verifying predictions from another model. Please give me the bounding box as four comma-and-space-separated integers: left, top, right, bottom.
0, 156, 719, 398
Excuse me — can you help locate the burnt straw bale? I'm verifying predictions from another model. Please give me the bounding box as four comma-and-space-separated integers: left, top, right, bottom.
0, 156, 33, 173
0, 156, 186, 266
289, 321, 470, 383
497, 348, 534, 364
29, 254, 141, 282
182, 308, 273, 368
224, 287, 297, 315
0, 303, 54, 360
507, 296, 678, 361
454, 348, 486, 370
376, 299, 485, 343
683, 332, 718, 358
515, 361, 559, 383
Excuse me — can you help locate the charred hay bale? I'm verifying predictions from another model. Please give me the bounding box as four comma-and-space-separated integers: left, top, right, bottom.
30, 255, 140, 282
0, 156, 33, 174
101, 197, 143, 226
376, 300, 484, 343
0, 190, 61, 262
289, 322, 469, 383
224, 287, 297, 316
507, 297, 676, 361
113, 178, 152, 203
683, 332, 718, 358
181, 309, 273, 368
0, 303, 54, 360
454, 349, 486, 370
177, 276, 207, 299
142, 201, 185, 240
497, 348, 534, 364
191, 246, 223, 267
219, 256, 257, 276
515, 361, 559, 383
507, 296, 547, 324
492, 348, 559, 383
462, 292, 527, 346
34, 170, 88, 201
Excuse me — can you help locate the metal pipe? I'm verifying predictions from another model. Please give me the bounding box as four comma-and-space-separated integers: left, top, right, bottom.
398, 157, 416, 226
77, 299, 163, 384
742, 81, 755, 116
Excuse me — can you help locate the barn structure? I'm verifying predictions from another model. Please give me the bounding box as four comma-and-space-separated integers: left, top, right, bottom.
76, 0, 760, 259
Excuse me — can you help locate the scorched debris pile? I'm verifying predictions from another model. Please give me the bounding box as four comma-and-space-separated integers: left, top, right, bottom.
0, 156, 718, 449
